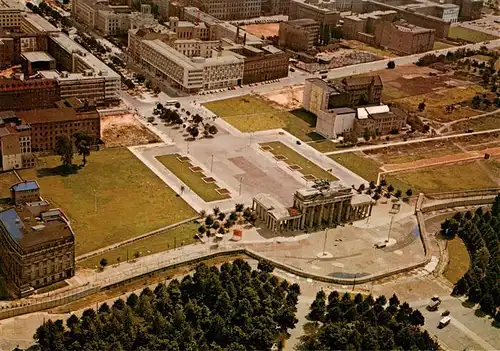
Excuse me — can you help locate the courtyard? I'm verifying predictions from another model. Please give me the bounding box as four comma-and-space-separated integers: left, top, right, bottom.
18, 148, 197, 255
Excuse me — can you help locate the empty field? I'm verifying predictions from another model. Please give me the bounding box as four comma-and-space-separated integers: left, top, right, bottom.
18, 148, 197, 255
451, 114, 500, 132
260, 141, 337, 180
204, 95, 323, 141
365, 141, 463, 164
433, 41, 455, 50
78, 221, 198, 269
155, 154, 230, 202
448, 26, 498, 43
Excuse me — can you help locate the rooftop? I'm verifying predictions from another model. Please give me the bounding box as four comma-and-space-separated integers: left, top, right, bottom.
22, 12, 60, 32
17, 107, 99, 124
342, 75, 383, 87
10, 180, 39, 192
254, 193, 299, 220
331, 107, 356, 114
143, 39, 200, 70
183, 6, 220, 26
286, 18, 318, 26
0, 207, 73, 250
296, 181, 352, 199
21, 51, 55, 63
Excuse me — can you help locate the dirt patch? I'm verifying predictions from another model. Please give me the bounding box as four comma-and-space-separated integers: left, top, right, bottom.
242, 23, 279, 38
260, 85, 304, 109
101, 114, 161, 148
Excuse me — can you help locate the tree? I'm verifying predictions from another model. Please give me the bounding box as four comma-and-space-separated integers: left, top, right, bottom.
55, 135, 73, 167
409, 310, 425, 326
418, 102, 426, 111
387, 61, 396, 69
192, 114, 203, 124
175, 102, 181, 109
394, 189, 402, 198
198, 225, 206, 235
308, 290, 326, 322
74, 132, 92, 166
472, 95, 482, 109
205, 215, 214, 226
363, 129, 371, 142
208, 125, 218, 136
405, 188, 413, 197
387, 185, 394, 193
187, 125, 199, 138
257, 260, 275, 273
479, 294, 495, 316
99, 258, 108, 269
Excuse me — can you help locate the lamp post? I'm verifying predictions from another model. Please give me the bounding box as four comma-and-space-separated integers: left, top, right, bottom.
322, 227, 329, 256
387, 214, 395, 242
239, 176, 243, 196
210, 154, 214, 173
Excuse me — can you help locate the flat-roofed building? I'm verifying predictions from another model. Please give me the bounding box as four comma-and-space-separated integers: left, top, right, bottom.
0, 116, 33, 171
10, 180, 40, 205
354, 105, 407, 135
374, 20, 435, 54
289, 0, 341, 26
279, 18, 319, 51
0, 77, 60, 111
17, 106, 101, 153
0, 183, 75, 297
242, 44, 289, 84
186, 0, 265, 20
0, 37, 14, 68
0, 0, 22, 32
21, 11, 60, 34
21, 51, 56, 75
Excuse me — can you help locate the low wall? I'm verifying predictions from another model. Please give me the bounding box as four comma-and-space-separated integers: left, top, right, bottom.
421, 196, 497, 213
425, 188, 500, 200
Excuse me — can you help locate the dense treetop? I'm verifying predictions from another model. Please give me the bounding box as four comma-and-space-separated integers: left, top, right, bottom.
34, 260, 299, 351
446, 196, 500, 318
297, 291, 438, 351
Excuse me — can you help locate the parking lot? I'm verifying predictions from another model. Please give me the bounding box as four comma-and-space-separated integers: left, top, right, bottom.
411, 297, 500, 350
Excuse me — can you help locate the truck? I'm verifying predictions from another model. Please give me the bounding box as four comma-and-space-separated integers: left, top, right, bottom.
438, 316, 451, 328
427, 296, 441, 311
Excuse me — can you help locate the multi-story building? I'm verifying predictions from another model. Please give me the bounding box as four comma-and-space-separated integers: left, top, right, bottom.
453, 0, 482, 20
0, 37, 14, 68
186, 0, 265, 20
342, 11, 435, 54
71, 0, 98, 28
0, 181, 75, 297
17, 106, 101, 153
354, 105, 407, 135
20, 11, 61, 34
10, 180, 40, 205
289, 0, 341, 26
374, 20, 435, 55
0, 112, 34, 171
242, 45, 289, 84
0, 0, 22, 32
95, 8, 130, 35
278, 18, 319, 51
47, 33, 121, 103
0, 77, 60, 111
169, 16, 210, 40
128, 26, 176, 62
172, 39, 220, 57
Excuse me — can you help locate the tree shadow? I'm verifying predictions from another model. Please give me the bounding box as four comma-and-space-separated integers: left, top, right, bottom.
474, 309, 487, 318
36, 164, 80, 178
492, 320, 500, 329
461, 300, 476, 309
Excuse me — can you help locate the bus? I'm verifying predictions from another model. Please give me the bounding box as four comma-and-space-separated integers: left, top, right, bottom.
165, 100, 179, 106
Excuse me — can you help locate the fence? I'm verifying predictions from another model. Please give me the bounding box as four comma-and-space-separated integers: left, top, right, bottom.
424, 188, 500, 200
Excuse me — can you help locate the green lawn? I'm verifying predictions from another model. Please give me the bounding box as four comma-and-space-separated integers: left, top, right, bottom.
451, 114, 500, 132
433, 41, 455, 50
0, 171, 19, 199
469, 54, 494, 62
260, 141, 337, 180
78, 222, 198, 268
155, 154, 230, 202
204, 96, 323, 141
448, 26, 498, 43
443, 237, 470, 284
309, 140, 343, 153
18, 148, 197, 255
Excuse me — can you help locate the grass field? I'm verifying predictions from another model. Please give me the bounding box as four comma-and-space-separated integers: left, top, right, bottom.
155, 154, 230, 202
443, 237, 470, 284
469, 54, 494, 62
367, 144, 464, 164
391, 160, 498, 193
260, 141, 337, 180
19, 149, 197, 255
0, 171, 19, 199
309, 140, 342, 153
451, 114, 500, 132
204, 95, 323, 141
433, 41, 455, 50
448, 26, 498, 43
78, 222, 198, 268
330, 152, 381, 182
392, 85, 487, 122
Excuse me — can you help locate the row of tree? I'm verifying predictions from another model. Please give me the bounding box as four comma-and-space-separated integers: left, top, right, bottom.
444, 196, 500, 320
55, 132, 96, 167
34, 260, 299, 350
298, 290, 439, 350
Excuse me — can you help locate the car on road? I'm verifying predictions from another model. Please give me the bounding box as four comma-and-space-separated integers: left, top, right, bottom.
441, 310, 450, 316
438, 316, 451, 328
427, 296, 441, 311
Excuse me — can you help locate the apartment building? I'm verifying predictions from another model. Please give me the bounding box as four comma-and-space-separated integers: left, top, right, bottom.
289, 0, 341, 26
278, 18, 319, 51
128, 26, 176, 62
169, 16, 210, 40
172, 39, 220, 57
187, 0, 265, 20
242, 45, 289, 84
95, 9, 130, 35
354, 105, 407, 135
17, 106, 100, 153
0, 77, 60, 111
0, 181, 75, 297
0, 112, 33, 171
0, 0, 22, 32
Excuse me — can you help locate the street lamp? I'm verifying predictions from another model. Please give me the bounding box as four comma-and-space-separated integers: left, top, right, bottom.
387, 214, 395, 242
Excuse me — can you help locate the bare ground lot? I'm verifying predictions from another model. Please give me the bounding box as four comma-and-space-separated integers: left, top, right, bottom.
259, 84, 304, 110
242, 23, 279, 38
101, 113, 161, 148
